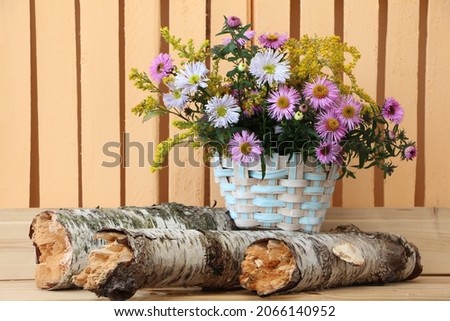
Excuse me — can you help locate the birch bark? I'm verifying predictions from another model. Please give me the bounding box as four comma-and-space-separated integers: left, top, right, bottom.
74, 228, 298, 300
29, 203, 235, 290
74, 225, 421, 300
240, 225, 422, 296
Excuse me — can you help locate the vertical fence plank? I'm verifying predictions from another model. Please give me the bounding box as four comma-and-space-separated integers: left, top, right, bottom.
80, 0, 121, 207
383, 0, 419, 207
168, 0, 206, 206
0, 0, 31, 207
341, 0, 379, 207
124, 0, 160, 206
35, 0, 79, 207
253, 0, 290, 33
424, 0, 450, 207
300, 0, 335, 36
208, 0, 249, 207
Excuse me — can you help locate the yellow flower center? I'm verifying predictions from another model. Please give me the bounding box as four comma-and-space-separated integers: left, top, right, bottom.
342, 105, 355, 118
239, 142, 252, 155
313, 84, 329, 99
266, 33, 279, 41
326, 118, 340, 131
173, 90, 182, 99
263, 64, 276, 75
188, 74, 200, 85
216, 105, 227, 117
276, 96, 290, 109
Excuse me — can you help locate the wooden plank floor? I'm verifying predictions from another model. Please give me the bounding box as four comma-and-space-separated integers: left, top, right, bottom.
0, 277, 449, 301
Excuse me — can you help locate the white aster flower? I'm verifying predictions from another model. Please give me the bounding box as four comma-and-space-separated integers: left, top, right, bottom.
163, 89, 188, 110
205, 94, 241, 128
174, 61, 209, 94
249, 50, 290, 86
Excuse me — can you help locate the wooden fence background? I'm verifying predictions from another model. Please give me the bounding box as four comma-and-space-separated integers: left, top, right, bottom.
1, 0, 449, 209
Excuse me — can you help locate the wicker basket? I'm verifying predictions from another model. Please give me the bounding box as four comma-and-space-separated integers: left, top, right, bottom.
213, 153, 339, 232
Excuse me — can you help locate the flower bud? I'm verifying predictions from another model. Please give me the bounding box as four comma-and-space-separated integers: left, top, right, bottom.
238, 62, 247, 72
299, 103, 308, 112
294, 111, 304, 120
226, 16, 242, 28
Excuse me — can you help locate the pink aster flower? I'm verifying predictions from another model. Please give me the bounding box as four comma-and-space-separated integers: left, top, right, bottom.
258, 32, 289, 49
226, 16, 242, 28
228, 130, 263, 165
336, 95, 362, 130
315, 110, 347, 143
404, 146, 417, 160
267, 85, 301, 121
315, 141, 341, 164
303, 76, 340, 110
382, 97, 404, 124
149, 53, 173, 83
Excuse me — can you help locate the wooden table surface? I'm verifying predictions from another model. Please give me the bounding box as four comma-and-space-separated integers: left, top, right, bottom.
1, 277, 448, 301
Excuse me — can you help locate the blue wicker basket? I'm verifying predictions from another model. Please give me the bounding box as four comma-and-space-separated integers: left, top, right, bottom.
213, 153, 339, 232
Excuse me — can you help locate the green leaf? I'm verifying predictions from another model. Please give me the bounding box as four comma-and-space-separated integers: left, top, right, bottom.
142, 109, 169, 122
261, 156, 266, 179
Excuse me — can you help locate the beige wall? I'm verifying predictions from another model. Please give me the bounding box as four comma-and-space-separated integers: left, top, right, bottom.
1, 0, 448, 209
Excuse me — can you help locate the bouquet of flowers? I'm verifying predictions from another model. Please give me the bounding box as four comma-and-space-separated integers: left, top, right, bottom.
130, 15, 416, 179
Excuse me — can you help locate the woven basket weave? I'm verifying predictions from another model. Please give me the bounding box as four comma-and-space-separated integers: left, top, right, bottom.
213, 153, 339, 232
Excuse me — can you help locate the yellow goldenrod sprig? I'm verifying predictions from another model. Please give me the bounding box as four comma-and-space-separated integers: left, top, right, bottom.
160, 27, 210, 63
129, 68, 160, 92
131, 95, 162, 119
151, 129, 196, 172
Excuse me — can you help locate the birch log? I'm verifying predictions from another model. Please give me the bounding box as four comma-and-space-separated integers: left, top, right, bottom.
240, 225, 423, 296
73, 228, 298, 300
28, 203, 235, 290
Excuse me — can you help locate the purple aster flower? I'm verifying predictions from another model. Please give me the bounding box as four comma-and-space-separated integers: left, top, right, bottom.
149, 53, 173, 83
382, 97, 404, 124
315, 110, 347, 143
336, 95, 362, 130
258, 32, 289, 49
267, 85, 301, 121
315, 141, 341, 164
298, 103, 308, 112
303, 76, 340, 110
226, 16, 242, 28
404, 146, 417, 160
228, 130, 263, 165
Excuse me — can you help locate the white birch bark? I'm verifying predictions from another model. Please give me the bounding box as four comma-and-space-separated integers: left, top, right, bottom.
29, 203, 235, 290
240, 225, 422, 296
74, 228, 299, 300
